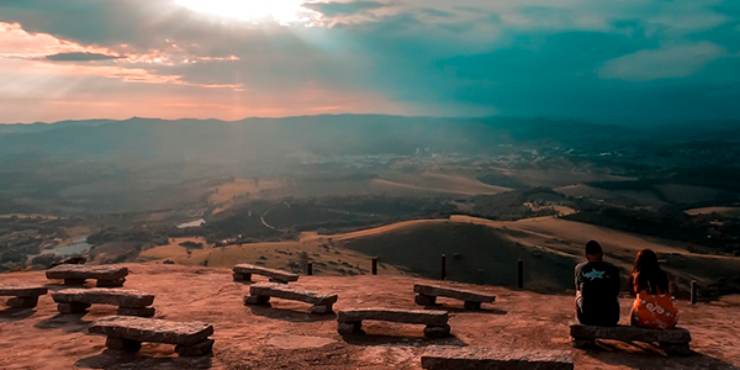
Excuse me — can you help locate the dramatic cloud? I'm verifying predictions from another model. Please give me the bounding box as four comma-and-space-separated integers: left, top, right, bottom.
45, 52, 125, 62
0, 0, 738, 123
304, 1, 389, 17
599, 43, 727, 81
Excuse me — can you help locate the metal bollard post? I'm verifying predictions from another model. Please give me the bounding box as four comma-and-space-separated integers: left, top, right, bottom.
307, 262, 313, 276
441, 254, 447, 280
518, 259, 524, 289
372, 257, 378, 275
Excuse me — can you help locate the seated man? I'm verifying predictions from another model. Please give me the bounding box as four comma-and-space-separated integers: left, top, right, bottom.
575, 240, 621, 326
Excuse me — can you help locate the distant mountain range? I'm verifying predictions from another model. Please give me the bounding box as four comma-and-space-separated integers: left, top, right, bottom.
0, 115, 736, 163
0, 119, 118, 134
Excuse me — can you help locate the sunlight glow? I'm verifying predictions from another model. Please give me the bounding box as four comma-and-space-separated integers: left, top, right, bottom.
174, 0, 315, 24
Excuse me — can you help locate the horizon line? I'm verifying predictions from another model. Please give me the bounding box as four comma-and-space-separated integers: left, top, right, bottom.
1, 113, 509, 126
1, 114, 739, 127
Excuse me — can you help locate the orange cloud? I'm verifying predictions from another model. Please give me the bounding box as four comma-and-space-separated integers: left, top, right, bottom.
0, 22, 120, 59
0, 21, 408, 123
310, 105, 344, 112
0, 22, 243, 90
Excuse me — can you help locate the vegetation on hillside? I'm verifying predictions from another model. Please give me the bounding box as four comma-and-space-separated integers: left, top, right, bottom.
465, 188, 566, 220
0, 216, 69, 271
563, 204, 740, 254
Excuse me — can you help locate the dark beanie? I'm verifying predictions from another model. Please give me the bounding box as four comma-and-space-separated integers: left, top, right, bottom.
585, 240, 603, 255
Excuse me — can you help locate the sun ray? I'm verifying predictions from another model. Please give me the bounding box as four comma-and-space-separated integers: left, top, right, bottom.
174, 0, 316, 24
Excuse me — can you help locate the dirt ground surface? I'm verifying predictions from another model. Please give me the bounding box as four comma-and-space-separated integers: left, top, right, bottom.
136, 214, 740, 297
1, 264, 739, 370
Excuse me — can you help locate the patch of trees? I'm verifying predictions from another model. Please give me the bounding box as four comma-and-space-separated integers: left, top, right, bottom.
87, 225, 172, 246
0, 217, 70, 272
586, 171, 740, 208
476, 173, 527, 189
586, 179, 658, 192
201, 201, 282, 243
670, 166, 740, 194
198, 195, 459, 244
0, 236, 42, 271
563, 204, 740, 254
267, 196, 457, 231
179, 241, 204, 249
466, 188, 565, 221
0, 218, 68, 237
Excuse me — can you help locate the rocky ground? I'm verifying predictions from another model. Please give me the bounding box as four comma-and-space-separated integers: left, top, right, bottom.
0, 264, 739, 370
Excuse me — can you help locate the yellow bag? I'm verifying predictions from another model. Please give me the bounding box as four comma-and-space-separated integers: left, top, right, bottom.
632, 291, 679, 330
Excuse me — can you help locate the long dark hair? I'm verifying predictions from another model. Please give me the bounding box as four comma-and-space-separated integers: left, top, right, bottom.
631, 249, 670, 294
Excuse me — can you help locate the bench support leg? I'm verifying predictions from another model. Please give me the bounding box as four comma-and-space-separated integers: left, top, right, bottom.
661, 342, 691, 356
414, 294, 436, 306
106, 337, 142, 351
7, 296, 39, 308
57, 302, 91, 314
268, 278, 288, 284
97, 278, 126, 287
309, 304, 334, 314
464, 301, 482, 310
233, 273, 252, 282
117, 306, 156, 317
571, 338, 597, 349
64, 278, 86, 286
243, 295, 270, 306
338, 321, 363, 335
176, 339, 214, 357
424, 324, 451, 339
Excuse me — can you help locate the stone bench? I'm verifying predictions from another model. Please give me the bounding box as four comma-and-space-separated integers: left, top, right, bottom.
244, 282, 338, 314
46, 265, 128, 287
421, 346, 574, 370
0, 285, 48, 308
89, 316, 214, 356
52, 288, 155, 317
337, 308, 450, 338
414, 284, 496, 310
570, 324, 692, 355
233, 264, 299, 284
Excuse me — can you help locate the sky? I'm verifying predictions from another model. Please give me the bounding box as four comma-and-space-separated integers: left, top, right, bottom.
0, 0, 738, 124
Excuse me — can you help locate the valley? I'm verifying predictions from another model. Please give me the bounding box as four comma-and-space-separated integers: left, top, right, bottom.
1, 115, 739, 301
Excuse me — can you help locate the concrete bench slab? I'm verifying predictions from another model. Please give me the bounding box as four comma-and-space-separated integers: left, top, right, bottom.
46, 265, 128, 287
338, 308, 450, 338
245, 282, 338, 314
338, 308, 449, 325
414, 284, 495, 309
89, 316, 214, 356
0, 285, 48, 308
52, 288, 155, 317
421, 346, 574, 370
570, 324, 692, 355
233, 264, 299, 284
0, 285, 49, 297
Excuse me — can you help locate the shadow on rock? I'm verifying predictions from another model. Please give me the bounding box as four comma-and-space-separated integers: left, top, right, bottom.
231, 280, 255, 286
45, 282, 92, 290
247, 305, 337, 322
0, 307, 36, 321
340, 332, 467, 347
76, 349, 214, 370
34, 312, 93, 333
422, 305, 508, 315
578, 342, 740, 370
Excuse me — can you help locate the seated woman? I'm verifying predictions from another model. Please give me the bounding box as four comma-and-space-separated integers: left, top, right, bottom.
628, 249, 679, 330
